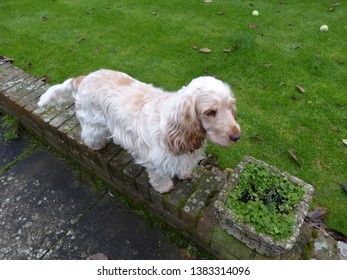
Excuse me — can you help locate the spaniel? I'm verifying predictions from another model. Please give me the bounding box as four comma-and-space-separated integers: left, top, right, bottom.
38, 70, 241, 193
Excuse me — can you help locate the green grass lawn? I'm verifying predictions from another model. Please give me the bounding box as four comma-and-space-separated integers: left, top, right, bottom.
1, 0, 346, 236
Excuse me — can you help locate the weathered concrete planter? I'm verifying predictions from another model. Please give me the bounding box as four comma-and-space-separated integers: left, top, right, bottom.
214, 156, 314, 256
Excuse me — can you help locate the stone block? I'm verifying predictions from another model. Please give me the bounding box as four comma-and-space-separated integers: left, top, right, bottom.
162, 180, 195, 218
97, 143, 123, 170
49, 104, 75, 128
66, 124, 82, 144
211, 225, 256, 260
181, 171, 224, 227
109, 174, 139, 202
196, 198, 219, 241
20, 115, 43, 136
78, 145, 103, 171
135, 171, 151, 201
58, 116, 80, 134
3, 76, 38, 102
24, 85, 49, 112
19, 84, 47, 108
149, 188, 164, 208
16, 79, 44, 104
34, 103, 71, 124
146, 202, 186, 230
0, 61, 13, 71
107, 150, 133, 179
1, 72, 31, 94
0, 67, 27, 89
123, 162, 144, 179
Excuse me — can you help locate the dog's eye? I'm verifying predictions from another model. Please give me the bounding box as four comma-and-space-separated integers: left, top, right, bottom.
204, 109, 217, 117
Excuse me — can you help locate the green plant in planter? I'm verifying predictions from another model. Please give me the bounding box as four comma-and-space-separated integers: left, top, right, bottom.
227, 162, 305, 240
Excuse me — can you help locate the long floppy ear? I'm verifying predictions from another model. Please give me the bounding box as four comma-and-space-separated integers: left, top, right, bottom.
166, 97, 206, 155
228, 98, 238, 120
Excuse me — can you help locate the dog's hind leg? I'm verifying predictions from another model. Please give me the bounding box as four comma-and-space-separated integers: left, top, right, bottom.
79, 122, 109, 150
38, 78, 78, 107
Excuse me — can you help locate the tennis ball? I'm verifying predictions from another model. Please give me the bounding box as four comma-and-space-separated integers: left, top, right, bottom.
320, 25, 328, 32
252, 10, 259, 16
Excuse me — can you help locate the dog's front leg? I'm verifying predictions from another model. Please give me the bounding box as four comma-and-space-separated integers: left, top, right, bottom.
147, 170, 174, 194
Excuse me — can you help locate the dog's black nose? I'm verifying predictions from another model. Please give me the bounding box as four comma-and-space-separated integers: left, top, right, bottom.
230, 134, 241, 142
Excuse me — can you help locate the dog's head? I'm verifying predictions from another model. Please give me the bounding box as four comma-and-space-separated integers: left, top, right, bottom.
192, 76, 241, 147
166, 76, 241, 155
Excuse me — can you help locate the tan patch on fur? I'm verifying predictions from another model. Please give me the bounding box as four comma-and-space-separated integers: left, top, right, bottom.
110, 71, 135, 87
127, 84, 160, 112
72, 76, 85, 90
118, 75, 134, 86
227, 99, 237, 120
129, 91, 146, 112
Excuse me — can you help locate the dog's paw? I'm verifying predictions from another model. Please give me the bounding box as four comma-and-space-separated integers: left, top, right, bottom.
179, 172, 193, 180
152, 180, 174, 194
88, 142, 108, 151
159, 180, 174, 193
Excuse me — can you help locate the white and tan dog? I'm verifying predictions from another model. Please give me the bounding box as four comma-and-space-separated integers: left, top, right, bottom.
38, 70, 241, 193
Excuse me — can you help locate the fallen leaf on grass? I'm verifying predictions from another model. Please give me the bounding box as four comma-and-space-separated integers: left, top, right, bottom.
199, 154, 218, 168
39, 75, 50, 83
288, 149, 301, 165
305, 207, 327, 228
307, 207, 328, 221
224, 45, 239, 53
250, 135, 264, 142
225, 168, 234, 176
285, 43, 301, 51
0, 55, 14, 63
203, 0, 213, 3
343, 139, 347, 146
24, 62, 32, 71
217, 11, 225, 15
77, 37, 86, 43
192, 45, 199, 50
331, 126, 342, 133
199, 47, 211, 53
326, 228, 347, 243
295, 84, 305, 93
212, 167, 228, 180
248, 24, 257, 29
262, 63, 272, 68
335, 103, 345, 110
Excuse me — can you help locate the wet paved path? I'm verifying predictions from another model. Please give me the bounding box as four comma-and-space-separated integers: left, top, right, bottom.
0, 117, 182, 259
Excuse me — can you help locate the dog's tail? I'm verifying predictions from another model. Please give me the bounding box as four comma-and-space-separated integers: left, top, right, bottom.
38, 76, 85, 107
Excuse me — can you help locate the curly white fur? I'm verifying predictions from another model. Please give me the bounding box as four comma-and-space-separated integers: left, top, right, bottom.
38, 70, 241, 193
